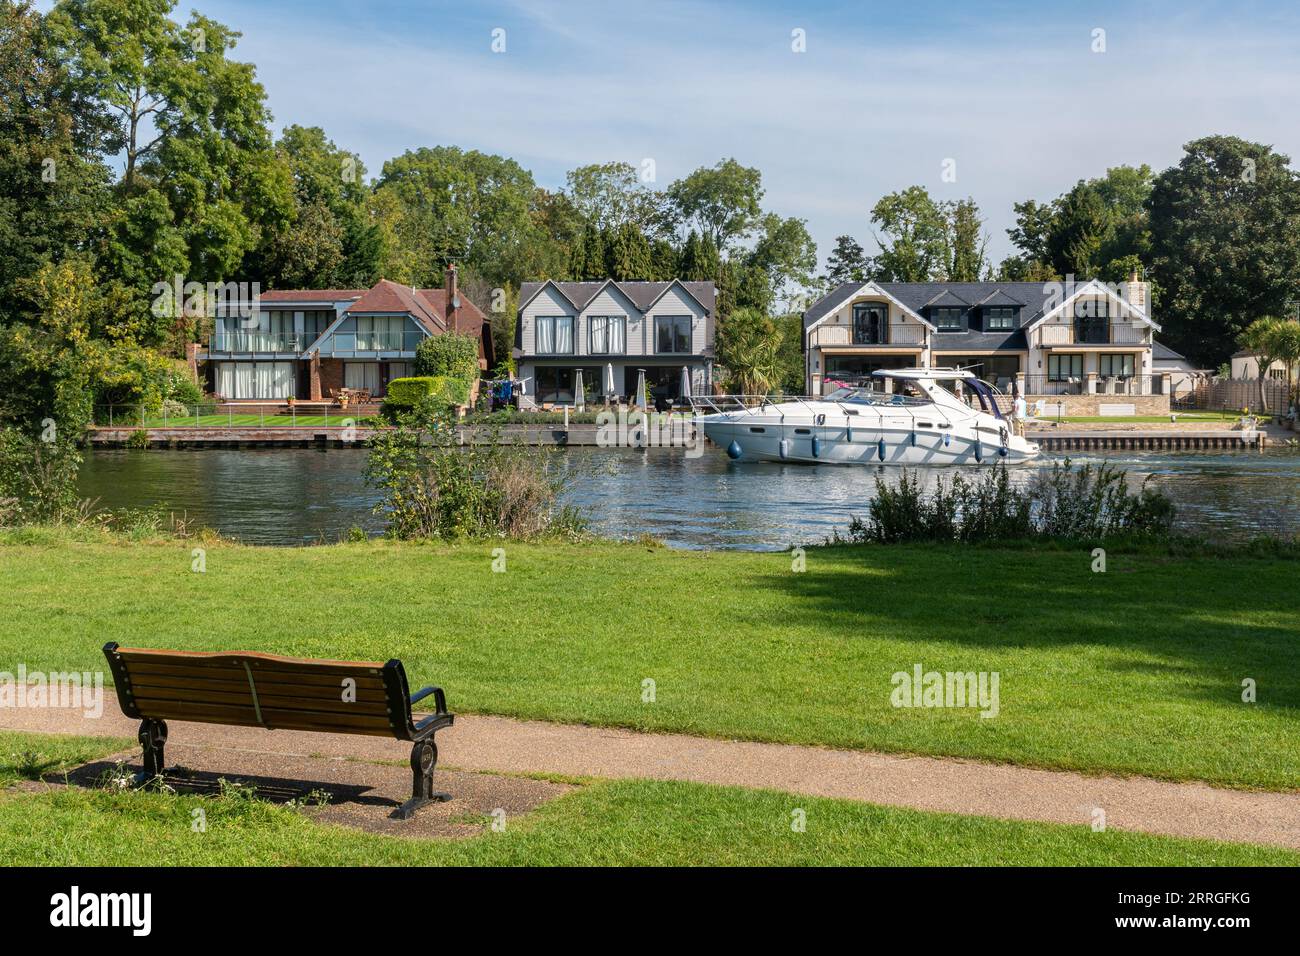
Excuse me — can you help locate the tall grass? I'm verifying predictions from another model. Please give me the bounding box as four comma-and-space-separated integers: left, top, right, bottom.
845, 460, 1176, 545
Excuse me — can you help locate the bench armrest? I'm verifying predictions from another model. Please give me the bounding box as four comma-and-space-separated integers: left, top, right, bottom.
410, 685, 448, 715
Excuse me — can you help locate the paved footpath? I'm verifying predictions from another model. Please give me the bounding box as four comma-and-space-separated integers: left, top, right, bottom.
4, 705, 1299, 849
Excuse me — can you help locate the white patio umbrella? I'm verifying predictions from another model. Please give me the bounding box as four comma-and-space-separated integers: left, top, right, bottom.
604, 362, 616, 403
573, 369, 584, 411
679, 365, 691, 403
635, 369, 647, 410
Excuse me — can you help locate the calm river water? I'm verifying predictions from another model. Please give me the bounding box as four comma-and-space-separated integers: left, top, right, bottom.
78, 445, 1300, 549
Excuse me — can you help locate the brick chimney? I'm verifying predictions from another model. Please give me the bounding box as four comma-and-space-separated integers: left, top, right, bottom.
1123, 269, 1149, 317
445, 263, 460, 331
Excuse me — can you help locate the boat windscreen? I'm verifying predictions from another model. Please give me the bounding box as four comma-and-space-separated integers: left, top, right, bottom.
966, 379, 1004, 419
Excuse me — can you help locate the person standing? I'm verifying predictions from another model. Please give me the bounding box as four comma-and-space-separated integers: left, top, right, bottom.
1012, 392, 1028, 437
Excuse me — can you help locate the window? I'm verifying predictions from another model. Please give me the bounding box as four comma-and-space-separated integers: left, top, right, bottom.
1074, 297, 1110, 319
535, 316, 574, 354
985, 307, 1016, 331
534, 366, 602, 404
303, 310, 334, 346
1099, 354, 1135, 378
589, 316, 626, 354
933, 307, 963, 331
1048, 354, 1084, 381
345, 362, 381, 392
354, 316, 409, 351
655, 316, 692, 354
852, 303, 888, 344
215, 361, 296, 399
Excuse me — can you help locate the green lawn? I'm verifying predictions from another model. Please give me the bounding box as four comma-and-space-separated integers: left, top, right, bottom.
1046, 411, 1255, 424
126, 413, 378, 428
2, 535, 1297, 790
0, 733, 1291, 866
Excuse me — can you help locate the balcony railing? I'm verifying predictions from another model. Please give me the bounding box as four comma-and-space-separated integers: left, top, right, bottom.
1038, 323, 1149, 346
209, 332, 301, 353
809, 324, 925, 347
1023, 374, 1163, 396
325, 330, 426, 353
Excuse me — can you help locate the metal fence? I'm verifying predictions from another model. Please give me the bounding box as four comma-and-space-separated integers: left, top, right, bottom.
1021, 374, 1163, 396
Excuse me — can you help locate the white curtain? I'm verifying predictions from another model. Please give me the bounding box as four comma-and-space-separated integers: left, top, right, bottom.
590, 317, 608, 353
609, 317, 625, 353
345, 362, 380, 392
536, 317, 554, 354
215, 362, 294, 399
555, 316, 573, 353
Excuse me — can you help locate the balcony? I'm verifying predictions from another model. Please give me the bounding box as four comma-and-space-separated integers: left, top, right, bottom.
208, 331, 301, 353
1039, 323, 1148, 346
322, 330, 426, 354
809, 324, 925, 348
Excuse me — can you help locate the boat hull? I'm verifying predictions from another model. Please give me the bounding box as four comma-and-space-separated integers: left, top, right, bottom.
701, 419, 1039, 465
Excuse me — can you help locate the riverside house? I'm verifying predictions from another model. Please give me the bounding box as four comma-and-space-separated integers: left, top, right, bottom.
192, 265, 494, 401
514, 279, 717, 408
802, 275, 1171, 413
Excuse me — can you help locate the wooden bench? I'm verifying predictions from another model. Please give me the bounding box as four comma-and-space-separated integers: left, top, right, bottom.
102, 642, 454, 819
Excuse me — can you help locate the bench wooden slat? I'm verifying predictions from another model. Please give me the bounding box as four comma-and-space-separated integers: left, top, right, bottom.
129, 696, 398, 733
127, 685, 391, 717
117, 648, 385, 670
120, 671, 387, 697
119, 660, 386, 688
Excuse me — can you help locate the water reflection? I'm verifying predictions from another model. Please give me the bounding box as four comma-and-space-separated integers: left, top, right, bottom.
78, 446, 1300, 549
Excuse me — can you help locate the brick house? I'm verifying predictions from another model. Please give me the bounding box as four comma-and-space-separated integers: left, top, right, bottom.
194, 265, 494, 401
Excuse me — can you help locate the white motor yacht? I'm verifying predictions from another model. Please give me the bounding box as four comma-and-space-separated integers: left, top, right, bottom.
691, 368, 1039, 465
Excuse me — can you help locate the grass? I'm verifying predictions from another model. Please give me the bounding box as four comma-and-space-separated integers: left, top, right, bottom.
127, 413, 379, 428
1046, 411, 1252, 424
0, 731, 134, 787
0, 768, 1292, 866
1, 536, 1297, 790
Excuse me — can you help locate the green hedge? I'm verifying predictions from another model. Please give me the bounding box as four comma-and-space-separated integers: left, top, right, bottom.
383, 376, 471, 417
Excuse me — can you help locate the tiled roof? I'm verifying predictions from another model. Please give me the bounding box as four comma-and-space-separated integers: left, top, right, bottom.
518, 280, 716, 314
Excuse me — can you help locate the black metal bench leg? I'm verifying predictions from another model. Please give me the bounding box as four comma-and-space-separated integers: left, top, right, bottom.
133, 718, 168, 787
392, 736, 451, 819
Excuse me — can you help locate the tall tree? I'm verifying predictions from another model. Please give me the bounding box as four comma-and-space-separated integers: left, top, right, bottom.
666, 158, 763, 252
821, 234, 872, 287
746, 213, 816, 310
564, 161, 664, 234
870, 186, 948, 281
943, 198, 988, 281
1149, 136, 1300, 365
604, 222, 653, 280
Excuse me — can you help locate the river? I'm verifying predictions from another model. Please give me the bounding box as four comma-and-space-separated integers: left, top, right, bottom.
76, 445, 1300, 549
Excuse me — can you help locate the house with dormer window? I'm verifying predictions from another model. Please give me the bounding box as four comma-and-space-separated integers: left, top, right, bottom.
803, 275, 1173, 411
194, 265, 494, 402
514, 279, 716, 407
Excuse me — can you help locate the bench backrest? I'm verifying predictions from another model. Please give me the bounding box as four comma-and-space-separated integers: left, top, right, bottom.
103, 643, 421, 740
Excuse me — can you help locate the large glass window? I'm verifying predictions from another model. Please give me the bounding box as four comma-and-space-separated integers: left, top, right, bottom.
536, 316, 574, 354
345, 362, 381, 393
215, 361, 296, 399
535, 366, 603, 404
984, 307, 1016, 331
933, 307, 963, 331
354, 316, 409, 351
1099, 354, 1135, 378
589, 316, 626, 354
851, 303, 887, 344
655, 316, 692, 354
302, 310, 334, 347
1048, 354, 1084, 381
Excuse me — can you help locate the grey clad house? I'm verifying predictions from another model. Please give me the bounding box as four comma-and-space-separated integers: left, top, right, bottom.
514, 279, 716, 407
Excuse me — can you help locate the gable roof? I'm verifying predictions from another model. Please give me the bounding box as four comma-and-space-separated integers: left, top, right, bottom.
804, 280, 1159, 345
921, 289, 970, 308
518, 279, 716, 315
1153, 340, 1187, 362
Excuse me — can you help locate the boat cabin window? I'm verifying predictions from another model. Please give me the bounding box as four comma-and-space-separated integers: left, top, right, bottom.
748, 426, 766, 433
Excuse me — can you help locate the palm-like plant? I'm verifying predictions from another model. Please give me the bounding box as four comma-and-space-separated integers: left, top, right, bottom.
1269, 319, 1300, 410
1238, 317, 1287, 413
716, 307, 785, 397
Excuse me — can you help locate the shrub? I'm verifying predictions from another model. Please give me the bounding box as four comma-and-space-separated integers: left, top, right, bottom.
364, 396, 587, 541
843, 460, 1175, 545
382, 376, 470, 420
0, 428, 85, 526
414, 332, 480, 386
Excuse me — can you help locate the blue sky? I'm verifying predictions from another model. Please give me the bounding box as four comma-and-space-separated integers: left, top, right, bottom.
63, 0, 1300, 266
